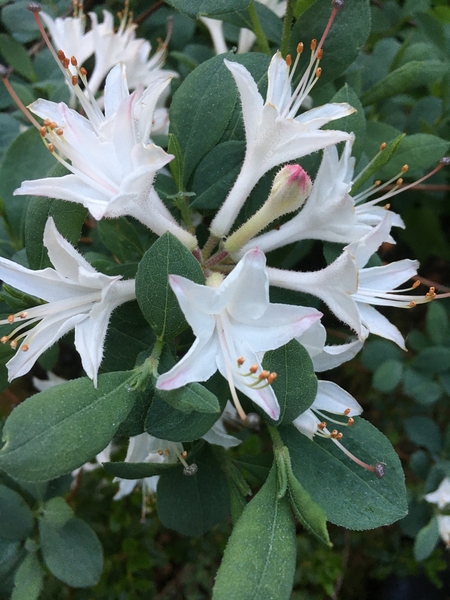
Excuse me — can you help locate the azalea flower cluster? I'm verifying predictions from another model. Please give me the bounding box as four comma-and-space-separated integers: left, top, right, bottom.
0, 1, 445, 488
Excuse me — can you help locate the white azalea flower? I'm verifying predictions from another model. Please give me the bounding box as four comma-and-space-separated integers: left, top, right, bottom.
41, 9, 94, 75
88, 10, 178, 96
0, 218, 136, 384
209, 51, 355, 237
237, 138, 404, 256
293, 380, 362, 440
14, 64, 196, 249
425, 478, 450, 509
268, 214, 434, 348
156, 248, 322, 421
41, 6, 177, 98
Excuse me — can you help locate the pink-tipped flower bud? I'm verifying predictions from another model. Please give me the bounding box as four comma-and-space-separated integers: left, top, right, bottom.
267, 164, 312, 219
224, 164, 311, 254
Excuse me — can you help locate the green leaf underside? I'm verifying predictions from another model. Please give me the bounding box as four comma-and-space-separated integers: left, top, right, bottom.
0, 372, 136, 481
280, 418, 407, 530
212, 465, 296, 600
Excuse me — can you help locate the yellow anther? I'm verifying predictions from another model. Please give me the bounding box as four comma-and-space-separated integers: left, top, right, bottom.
315, 67, 322, 78
56, 128, 63, 136
380, 142, 387, 151
57, 49, 66, 61
285, 54, 292, 67
80, 67, 87, 76
343, 408, 351, 416
318, 421, 327, 430
336, 432, 343, 440
347, 417, 355, 426
412, 280, 420, 289
374, 180, 381, 186
317, 48, 323, 59
71, 75, 78, 86
19, 312, 27, 318
310, 38, 317, 51
249, 364, 258, 374
258, 370, 270, 380
21, 344, 29, 352
10, 340, 17, 349
297, 42, 304, 54
330, 429, 339, 438
7, 314, 14, 323
384, 203, 390, 210
409, 301, 417, 308
39, 126, 47, 137
402, 164, 409, 173
237, 357, 245, 366
1, 336, 9, 344
181, 451, 187, 458
71, 56, 77, 66
48, 143, 55, 153
396, 178, 403, 186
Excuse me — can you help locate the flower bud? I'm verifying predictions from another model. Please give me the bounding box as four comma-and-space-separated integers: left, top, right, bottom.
224, 164, 311, 254
266, 164, 312, 220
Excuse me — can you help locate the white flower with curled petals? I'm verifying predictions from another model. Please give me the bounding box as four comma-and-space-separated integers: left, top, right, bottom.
0, 218, 136, 384
156, 248, 322, 421
14, 64, 196, 249
210, 51, 355, 237
425, 478, 450, 510
268, 214, 434, 349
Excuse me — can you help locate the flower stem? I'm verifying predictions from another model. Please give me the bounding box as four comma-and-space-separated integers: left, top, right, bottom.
248, 1, 271, 56
280, 0, 295, 58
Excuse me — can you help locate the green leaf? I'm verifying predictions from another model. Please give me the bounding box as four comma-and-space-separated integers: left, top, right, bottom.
97, 217, 144, 263
0, 128, 55, 244
0, 538, 25, 593
190, 141, 245, 209
0, 372, 137, 481
40, 497, 74, 529
0, 485, 33, 541
167, 133, 184, 191
291, 0, 371, 87
165, 0, 249, 19
103, 460, 177, 479
404, 416, 442, 454
170, 53, 268, 185
329, 85, 366, 159
361, 60, 448, 107
11, 553, 43, 600
135, 232, 204, 340
39, 516, 103, 587
1, 2, 40, 43
403, 368, 442, 405
372, 359, 403, 392
100, 301, 155, 374
412, 346, 450, 374
212, 465, 296, 600
145, 388, 225, 442
0, 34, 35, 82
278, 446, 331, 547
263, 339, 317, 424
281, 418, 408, 530
414, 517, 440, 561
156, 382, 220, 414
157, 444, 230, 536
351, 134, 404, 194
426, 302, 448, 345
378, 133, 450, 179
25, 171, 88, 269
218, 2, 283, 45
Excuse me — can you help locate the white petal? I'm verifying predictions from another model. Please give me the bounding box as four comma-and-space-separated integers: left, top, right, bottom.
314, 380, 362, 416
357, 302, 406, 349
156, 332, 219, 390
